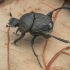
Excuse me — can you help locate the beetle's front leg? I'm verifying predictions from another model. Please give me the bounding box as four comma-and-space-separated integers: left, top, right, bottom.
12, 33, 25, 44
13, 28, 19, 36
16, 28, 19, 35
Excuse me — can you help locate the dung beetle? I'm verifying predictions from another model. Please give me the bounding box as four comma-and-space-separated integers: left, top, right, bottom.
6, 7, 70, 68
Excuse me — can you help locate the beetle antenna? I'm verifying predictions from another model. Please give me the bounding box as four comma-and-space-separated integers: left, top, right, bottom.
10, 13, 12, 17
47, 7, 70, 18
49, 34, 70, 43
10, 3, 12, 17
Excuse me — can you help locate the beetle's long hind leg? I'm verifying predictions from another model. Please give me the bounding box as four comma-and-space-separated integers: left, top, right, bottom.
31, 36, 42, 68
12, 33, 25, 44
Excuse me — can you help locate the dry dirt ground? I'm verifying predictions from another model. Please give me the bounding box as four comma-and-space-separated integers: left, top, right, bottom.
0, 0, 70, 70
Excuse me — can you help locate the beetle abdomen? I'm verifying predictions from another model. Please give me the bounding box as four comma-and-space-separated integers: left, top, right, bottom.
31, 13, 53, 35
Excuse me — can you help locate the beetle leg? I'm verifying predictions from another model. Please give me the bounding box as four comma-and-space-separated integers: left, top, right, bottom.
49, 34, 70, 43
31, 36, 42, 68
13, 28, 19, 36
31, 36, 36, 46
12, 33, 25, 44
16, 28, 19, 35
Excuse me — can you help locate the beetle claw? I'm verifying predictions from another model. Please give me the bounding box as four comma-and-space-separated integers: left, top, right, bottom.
11, 42, 14, 45
11, 41, 18, 45
13, 32, 19, 36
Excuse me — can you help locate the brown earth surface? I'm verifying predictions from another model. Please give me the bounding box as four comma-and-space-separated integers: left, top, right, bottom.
0, 0, 70, 70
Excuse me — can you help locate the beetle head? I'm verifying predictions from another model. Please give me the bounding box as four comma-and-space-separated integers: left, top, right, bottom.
6, 18, 19, 27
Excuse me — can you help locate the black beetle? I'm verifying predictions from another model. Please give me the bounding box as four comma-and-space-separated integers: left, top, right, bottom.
6, 7, 70, 68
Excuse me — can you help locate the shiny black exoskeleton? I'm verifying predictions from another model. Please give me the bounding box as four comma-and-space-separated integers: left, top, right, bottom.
6, 7, 70, 68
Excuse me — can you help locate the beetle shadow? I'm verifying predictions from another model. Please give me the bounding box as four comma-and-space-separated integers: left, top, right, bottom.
17, 33, 46, 47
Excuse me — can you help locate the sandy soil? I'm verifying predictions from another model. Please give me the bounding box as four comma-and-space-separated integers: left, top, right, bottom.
0, 0, 70, 70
